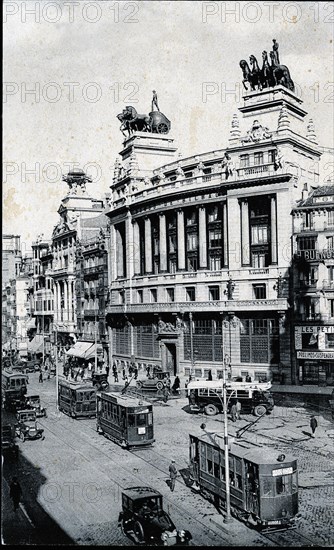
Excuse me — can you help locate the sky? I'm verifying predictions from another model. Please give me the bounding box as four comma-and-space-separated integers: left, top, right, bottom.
3, 0, 334, 251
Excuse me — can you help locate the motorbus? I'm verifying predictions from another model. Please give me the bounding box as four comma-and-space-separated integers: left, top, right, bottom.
187, 380, 274, 417
2, 370, 29, 411
58, 379, 97, 418
97, 391, 154, 449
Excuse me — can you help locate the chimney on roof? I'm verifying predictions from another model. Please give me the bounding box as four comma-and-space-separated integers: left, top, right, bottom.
301, 182, 308, 201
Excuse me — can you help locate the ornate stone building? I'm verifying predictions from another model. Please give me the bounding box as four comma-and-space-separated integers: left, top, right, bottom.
105, 44, 323, 383
292, 185, 334, 386
50, 170, 105, 355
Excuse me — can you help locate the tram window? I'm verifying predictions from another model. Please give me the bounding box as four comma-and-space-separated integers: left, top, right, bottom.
147, 412, 153, 425
77, 392, 83, 402
220, 466, 225, 481
236, 474, 242, 490
230, 473, 235, 486
276, 476, 287, 495
214, 462, 219, 478
262, 478, 274, 497
136, 413, 146, 426
10, 380, 16, 388
207, 460, 213, 475
292, 472, 297, 492
128, 414, 135, 427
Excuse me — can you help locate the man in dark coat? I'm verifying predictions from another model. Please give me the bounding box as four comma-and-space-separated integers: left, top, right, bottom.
310, 416, 318, 437
10, 477, 22, 512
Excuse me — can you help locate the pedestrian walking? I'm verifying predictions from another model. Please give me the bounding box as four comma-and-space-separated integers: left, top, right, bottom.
39, 370, 43, 383
172, 376, 180, 395
230, 402, 237, 422
245, 374, 252, 382
106, 365, 110, 378
169, 460, 178, 492
146, 365, 151, 378
10, 477, 22, 512
310, 415, 318, 437
122, 366, 126, 380
133, 363, 138, 380
236, 399, 242, 420
207, 370, 213, 381
162, 385, 170, 403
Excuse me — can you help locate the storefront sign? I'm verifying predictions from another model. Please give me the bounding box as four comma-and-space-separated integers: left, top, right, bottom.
297, 351, 334, 359
295, 326, 334, 334
296, 249, 334, 261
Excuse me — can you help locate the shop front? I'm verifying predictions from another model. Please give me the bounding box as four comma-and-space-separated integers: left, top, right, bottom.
295, 325, 334, 386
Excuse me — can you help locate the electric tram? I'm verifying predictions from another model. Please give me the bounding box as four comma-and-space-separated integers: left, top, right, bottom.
58, 379, 97, 418
189, 432, 298, 530
2, 370, 28, 411
96, 391, 154, 449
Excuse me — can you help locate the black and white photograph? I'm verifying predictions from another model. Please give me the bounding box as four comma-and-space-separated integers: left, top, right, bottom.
2, 0, 334, 546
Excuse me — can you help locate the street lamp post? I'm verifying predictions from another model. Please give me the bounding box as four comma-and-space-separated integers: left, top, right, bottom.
222, 353, 232, 523
55, 324, 59, 410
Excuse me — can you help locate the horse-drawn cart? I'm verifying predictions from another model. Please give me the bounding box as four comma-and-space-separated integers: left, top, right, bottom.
149, 111, 171, 134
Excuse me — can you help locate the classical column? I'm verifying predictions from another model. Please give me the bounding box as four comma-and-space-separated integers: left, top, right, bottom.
241, 199, 250, 265
271, 195, 278, 264
198, 206, 207, 269
64, 280, 68, 321
116, 225, 124, 278
125, 212, 134, 279
223, 202, 228, 267
144, 216, 153, 274
68, 278, 73, 322
54, 281, 58, 322
159, 213, 167, 272
177, 209, 186, 270
133, 219, 141, 275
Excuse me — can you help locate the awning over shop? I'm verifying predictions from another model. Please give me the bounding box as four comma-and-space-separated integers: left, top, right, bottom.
65, 341, 103, 360
28, 334, 44, 353
66, 341, 94, 359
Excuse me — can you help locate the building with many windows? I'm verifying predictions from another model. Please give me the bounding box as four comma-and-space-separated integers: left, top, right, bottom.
292, 185, 334, 386
106, 54, 323, 383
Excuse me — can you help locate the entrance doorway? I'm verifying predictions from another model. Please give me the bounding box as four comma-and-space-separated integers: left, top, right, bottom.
165, 343, 177, 376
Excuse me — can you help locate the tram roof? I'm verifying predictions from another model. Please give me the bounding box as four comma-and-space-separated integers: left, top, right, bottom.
2, 369, 28, 379
192, 432, 295, 464
58, 379, 95, 390
99, 391, 152, 407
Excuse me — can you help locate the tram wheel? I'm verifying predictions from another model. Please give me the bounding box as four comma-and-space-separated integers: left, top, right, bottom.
133, 521, 145, 543
156, 381, 164, 390
204, 404, 218, 416
254, 405, 267, 417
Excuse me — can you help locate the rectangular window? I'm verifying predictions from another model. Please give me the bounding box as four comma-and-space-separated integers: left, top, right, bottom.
166, 288, 175, 302
209, 286, 220, 301
169, 258, 177, 273
208, 206, 219, 222
209, 228, 222, 248
137, 290, 143, 303
186, 287, 195, 302
268, 149, 276, 163
328, 211, 334, 227
251, 225, 268, 245
252, 251, 266, 268
298, 237, 317, 251
327, 236, 334, 250
254, 152, 264, 165
253, 284, 266, 299
186, 211, 197, 226
240, 154, 249, 167
209, 255, 222, 270
187, 233, 198, 251
150, 289, 157, 303
330, 300, 334, 319
187, 256, 198, 272
169, 234, 177, 253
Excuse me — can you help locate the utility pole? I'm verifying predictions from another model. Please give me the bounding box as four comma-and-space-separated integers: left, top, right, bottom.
55, 324, 59, 410
223, 352, 232, 523
189, 312, 194, 378
95, 313, 98, 372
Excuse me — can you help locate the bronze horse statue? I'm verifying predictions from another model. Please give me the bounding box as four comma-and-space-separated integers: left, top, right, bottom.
269, 51, 294, 91
261, 51, 275, 88
117, 106, 151, 137
240, 59, 261, 91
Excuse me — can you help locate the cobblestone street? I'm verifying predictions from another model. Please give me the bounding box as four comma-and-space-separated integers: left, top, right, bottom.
2, 372, 334, 546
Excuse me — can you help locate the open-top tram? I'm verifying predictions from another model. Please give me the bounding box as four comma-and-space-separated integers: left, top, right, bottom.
96, 391, 154, 449
189, 432, 298, 530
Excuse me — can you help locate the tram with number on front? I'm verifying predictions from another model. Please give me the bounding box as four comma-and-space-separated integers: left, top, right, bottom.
2, 370, 28, 411
187, 380, 274, 417
58, 379, 97, 418
96, 391, 154, 448
189, 432, 298, 530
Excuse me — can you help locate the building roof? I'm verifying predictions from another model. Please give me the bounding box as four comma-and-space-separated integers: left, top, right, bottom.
81, 213, 108, 229
297, 185, 334, 208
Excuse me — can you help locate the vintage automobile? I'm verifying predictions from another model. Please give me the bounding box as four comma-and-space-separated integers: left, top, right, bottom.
24, 395, 47, 417
136, 370, 170, 393
19, 358, 42, 374
2, 424, 19, 460
118, 486, 192, 546
15, 410, 45, 442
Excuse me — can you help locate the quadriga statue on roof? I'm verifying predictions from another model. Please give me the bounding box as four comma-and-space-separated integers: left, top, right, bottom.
240, 39, 294, 92
117, 91, 171, 137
